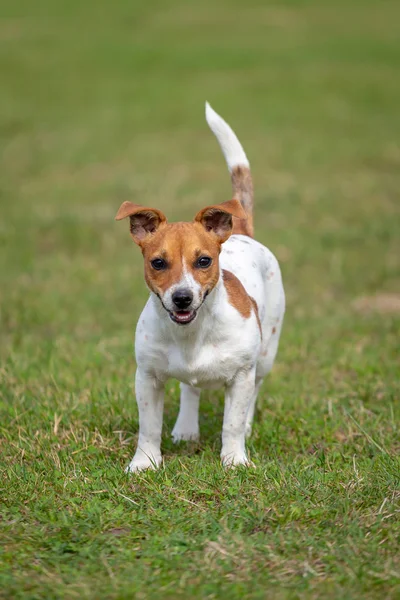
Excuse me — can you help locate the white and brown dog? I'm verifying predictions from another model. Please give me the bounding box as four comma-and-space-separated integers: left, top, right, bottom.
116, 103, 285, 472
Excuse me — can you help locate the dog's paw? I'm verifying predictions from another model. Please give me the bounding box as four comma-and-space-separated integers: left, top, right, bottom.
221, 452, 254, 469
171, 426, 200, 443
125, 454, 162, 473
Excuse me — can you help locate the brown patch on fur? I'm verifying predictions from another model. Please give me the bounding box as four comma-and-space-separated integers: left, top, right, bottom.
222, 270, 261, 335
272, 327, 276, 334
250, 298, 262, 337
232, 216, 253, 237
231, 166, 254, 238
141, 221, 221, 296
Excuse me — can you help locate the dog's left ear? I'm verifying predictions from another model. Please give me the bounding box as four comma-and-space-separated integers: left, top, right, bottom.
194, 199, 247, 243
115, 201, 167, 246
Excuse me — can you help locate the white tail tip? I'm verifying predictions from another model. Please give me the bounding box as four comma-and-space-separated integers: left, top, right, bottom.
205, 102, 249, 172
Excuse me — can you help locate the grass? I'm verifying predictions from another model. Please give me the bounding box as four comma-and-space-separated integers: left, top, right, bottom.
1, 0, 400, 598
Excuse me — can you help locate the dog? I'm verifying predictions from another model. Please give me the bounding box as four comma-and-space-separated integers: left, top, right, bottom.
115, 103, 285, 472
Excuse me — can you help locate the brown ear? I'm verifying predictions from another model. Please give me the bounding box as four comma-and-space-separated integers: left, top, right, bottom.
115, 201, 167, 245
194, 199, 247, 243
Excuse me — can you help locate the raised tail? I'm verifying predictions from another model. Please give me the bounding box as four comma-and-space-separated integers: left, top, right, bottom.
205, 102, 254, 237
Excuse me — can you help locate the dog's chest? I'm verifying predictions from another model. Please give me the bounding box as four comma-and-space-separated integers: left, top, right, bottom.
165, 337, 244, 388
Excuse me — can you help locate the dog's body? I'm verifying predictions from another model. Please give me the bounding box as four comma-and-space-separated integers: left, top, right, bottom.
116, 104, 285, 472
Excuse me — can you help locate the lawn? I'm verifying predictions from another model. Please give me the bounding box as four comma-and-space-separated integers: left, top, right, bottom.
1, 0, 399, 598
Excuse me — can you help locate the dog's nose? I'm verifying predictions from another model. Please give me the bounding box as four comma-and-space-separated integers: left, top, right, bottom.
172, 289, 193, 310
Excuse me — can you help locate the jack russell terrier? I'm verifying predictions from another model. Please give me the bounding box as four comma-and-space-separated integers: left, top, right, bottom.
116, 103, 285, 472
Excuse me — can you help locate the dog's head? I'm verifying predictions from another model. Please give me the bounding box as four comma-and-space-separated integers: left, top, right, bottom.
115, 199, 246, 325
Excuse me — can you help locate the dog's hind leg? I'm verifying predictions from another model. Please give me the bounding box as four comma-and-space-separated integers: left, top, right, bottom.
172, 383, 201, 443
245, 377, 263, 438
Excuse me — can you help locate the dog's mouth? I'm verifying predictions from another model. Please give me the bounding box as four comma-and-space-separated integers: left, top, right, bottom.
158, 290, 209, 326
169, 310, 197, 325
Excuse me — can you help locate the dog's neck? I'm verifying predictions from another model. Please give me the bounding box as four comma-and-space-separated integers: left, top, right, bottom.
150, 272, 225, 341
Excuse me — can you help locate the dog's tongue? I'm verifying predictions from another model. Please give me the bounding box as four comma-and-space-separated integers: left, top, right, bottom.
173, 311, 193, 323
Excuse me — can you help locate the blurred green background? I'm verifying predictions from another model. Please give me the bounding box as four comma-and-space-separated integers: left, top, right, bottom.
1, 1, 399, 598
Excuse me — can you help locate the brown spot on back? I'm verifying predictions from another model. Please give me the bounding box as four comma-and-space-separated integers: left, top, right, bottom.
250, 297, 262, 337
272, 327, 276, 334
233, 217, 253, 237
222, 270, 262, 335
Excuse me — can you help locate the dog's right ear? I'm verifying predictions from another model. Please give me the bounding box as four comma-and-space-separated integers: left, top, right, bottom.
115, 201, 167, 246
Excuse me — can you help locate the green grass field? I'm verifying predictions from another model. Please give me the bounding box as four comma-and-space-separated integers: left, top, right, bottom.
1, 0, 399, 598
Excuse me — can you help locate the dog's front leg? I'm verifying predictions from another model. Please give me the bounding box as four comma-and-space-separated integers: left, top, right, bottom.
221, 367, 256, 467
126, 369, 164, 473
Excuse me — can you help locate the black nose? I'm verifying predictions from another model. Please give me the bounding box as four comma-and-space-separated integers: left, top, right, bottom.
172, 289, 193, 310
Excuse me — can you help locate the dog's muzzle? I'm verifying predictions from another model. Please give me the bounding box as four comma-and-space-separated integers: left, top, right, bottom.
158, 289, 210, 326
168, 288, 196, 325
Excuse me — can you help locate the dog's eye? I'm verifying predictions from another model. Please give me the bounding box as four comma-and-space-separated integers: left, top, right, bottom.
151, 258, 167, 270
196, 256, 212, 269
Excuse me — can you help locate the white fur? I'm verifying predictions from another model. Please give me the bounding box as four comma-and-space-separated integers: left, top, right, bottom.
125, 108, 285, 473
205, 102, 249, 172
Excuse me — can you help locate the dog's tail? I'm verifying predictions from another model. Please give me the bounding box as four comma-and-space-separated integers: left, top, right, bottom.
205, 102, 254, 237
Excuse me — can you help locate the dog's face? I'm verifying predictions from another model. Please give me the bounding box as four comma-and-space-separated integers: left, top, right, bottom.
116, 199, 246, 325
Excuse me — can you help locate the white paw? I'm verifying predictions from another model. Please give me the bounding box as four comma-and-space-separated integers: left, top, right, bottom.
221, 452, 254, 468
125, 453, 162, 473
171, 426, 200, 443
